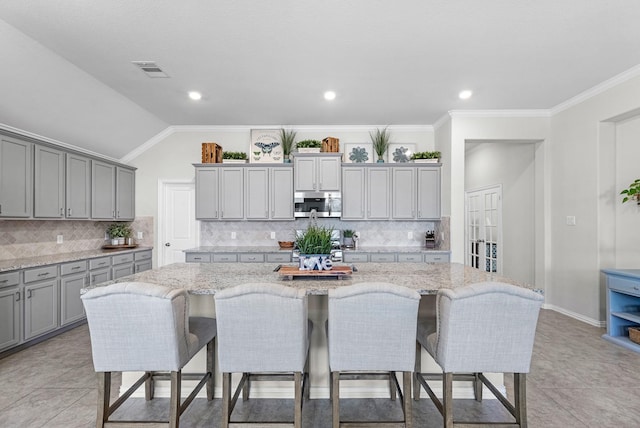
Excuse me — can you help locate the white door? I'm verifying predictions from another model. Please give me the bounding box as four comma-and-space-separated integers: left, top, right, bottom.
159, 181, 198, 266
465, 185, 502, 274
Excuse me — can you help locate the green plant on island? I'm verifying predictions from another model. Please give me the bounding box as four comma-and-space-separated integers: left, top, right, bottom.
621, 179, 640, 204
296, 139, 322, 149
411, 151, 441, 160
106, 223, 132, 239
279, 128, 297, 157
295, 224, 334, 255
370, 127, 391, 161
222, 151, 247, 160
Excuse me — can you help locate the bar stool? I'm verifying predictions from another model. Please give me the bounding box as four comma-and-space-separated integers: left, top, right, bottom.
328, 282, 421, 428
81, 282, 217, 428
414, 282, 543, 428
214, 283, 311, 428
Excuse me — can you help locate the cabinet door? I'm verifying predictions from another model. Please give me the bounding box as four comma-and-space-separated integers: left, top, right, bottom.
24, 279, 58, 341
92, 160, 116, 219
271, 167, 294, 219
34, 145, 65, 218
116, 167, 135, 220
60, 273, 86, 326
317, 157, 341, 191
195, 168, 219, 220
367, 168, 390, 219
135, 260, 152, 273
111, 263, 134, 280
66, 154, 91, 218
0, 136, 32, 218
392, 167, 416, 219
341, 167, 366, 220
245, 167, 269, 219
417, 167, 441, 219
0, 287, 21, 351
220, 167, 244, 219
294, 157, 317, 191
89, 268, 111, 286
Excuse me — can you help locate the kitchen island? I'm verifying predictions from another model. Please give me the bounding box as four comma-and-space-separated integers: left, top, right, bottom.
84, 262, 539, 400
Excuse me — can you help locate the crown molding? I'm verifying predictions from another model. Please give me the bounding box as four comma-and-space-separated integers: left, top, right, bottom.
449, 110, 551, 118
550, 64, 640, 116
433, 113, 452, 131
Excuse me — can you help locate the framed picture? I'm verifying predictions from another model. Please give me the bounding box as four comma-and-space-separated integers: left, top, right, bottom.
387, 143, 415, 163
250, 129, 283, 163
343, 143, 374, 163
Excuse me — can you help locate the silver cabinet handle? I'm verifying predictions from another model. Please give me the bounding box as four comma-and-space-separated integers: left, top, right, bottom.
37, 272, 50, 277
117, 210, 120, 218
60, 207, 64, 216
112, 211, 115, 218
0, 279, 8, 283
97, 262, 106, 266
16, 291, 20, 302
68, 208, 72, 216
27, 289, 32, 299
72, 266, 81, 270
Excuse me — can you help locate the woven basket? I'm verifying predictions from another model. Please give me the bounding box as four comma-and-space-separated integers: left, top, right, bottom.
629, 326, 640, 345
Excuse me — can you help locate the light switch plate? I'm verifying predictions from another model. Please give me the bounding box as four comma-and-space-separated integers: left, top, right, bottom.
270, 231, 276, 239
137, 231, 143, 239
56, 235, 63, 244
231, 232, 237, 239
408, 231, 413, 239
566, 216, 576, 226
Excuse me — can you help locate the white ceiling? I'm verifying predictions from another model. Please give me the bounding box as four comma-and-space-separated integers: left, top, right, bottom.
1, 0, 640, 159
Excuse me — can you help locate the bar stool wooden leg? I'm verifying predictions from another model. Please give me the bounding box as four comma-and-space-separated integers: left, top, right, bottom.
331, 371, 340, 428
443, 372, 454, 428
403, 371, 413, 428
169, 371, 180, 428
414, 341, 421, 401
96, 372, 110, 428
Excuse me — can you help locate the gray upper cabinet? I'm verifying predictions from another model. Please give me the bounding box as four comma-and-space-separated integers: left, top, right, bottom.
91, 160, 116, 219
341, 167, 366, 220
246, 167, 294, 220
220, 167, 244, 219
293, 154, 341, 192
116, 167, 135, 220
245, 167, 269, 219
417, 166, 441, 220
34, 145, 65, 218
66, 154, 91, 219
391, 167, 416, 219
195, 167, 220, 220
270, 167, 294, 220
368, 167, 390, 219
0, 136, 32, 218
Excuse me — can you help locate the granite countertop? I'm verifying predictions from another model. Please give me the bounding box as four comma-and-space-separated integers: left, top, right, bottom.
0, 246, 154, 272
82, 262, 539, 296
184, 246, 450, 254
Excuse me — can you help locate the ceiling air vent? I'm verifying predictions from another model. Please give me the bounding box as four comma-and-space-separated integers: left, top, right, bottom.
132, 61, 169, 78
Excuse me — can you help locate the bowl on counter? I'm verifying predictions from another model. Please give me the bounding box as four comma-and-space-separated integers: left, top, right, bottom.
278, 241, 295, 249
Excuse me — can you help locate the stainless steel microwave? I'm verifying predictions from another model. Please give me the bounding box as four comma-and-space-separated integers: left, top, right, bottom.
294, 192, 342, 218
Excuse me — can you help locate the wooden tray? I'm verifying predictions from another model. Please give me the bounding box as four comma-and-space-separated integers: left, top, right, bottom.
101, 244, 139, 249
278, 265, 352, 280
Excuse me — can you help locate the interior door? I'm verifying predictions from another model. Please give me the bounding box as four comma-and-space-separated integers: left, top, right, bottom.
160, 181, 198, 266
465, 185, 502, 273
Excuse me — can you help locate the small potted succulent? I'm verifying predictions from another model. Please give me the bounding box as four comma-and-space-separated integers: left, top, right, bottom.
411, 151, 441, 163
106, 223, 132, 245
342, 229, 355, 248
222, 151, 248, 163
296, 139, 322, 153
370, 127, 391, 163
280, 128, 297, 162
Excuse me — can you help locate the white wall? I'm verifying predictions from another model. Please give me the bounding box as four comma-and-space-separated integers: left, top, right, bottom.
465, 142, 537, 285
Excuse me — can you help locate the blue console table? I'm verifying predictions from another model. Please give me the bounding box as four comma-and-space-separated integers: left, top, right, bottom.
602, 269, 640, 352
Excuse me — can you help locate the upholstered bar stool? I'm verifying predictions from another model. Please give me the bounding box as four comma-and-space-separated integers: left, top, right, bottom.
81, 282, 217, 428
414, 282, 543, 428
328, 282, 421, 428
214, 283, 311, 428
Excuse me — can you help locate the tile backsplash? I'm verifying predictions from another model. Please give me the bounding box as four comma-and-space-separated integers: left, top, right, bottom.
0, 216, 154, 261
200, 217, 450, 250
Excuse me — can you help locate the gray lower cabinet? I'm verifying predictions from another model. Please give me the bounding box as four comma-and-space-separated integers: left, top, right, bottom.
186, 253, 211, 263
112, 253, 135, 279
266, 253, 292, 263
60, 261, 87, 326
134, 250, 153, 273
239, 253, 265, 263
0, 136, 32, 218
23, 267, 59, 341
0, 271, 21, 352
343, 252, 450, 263
90, 268, 111, 286
186, 252, 292, 263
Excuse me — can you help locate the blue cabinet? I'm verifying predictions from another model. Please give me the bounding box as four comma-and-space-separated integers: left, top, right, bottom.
602, 269, 640, 352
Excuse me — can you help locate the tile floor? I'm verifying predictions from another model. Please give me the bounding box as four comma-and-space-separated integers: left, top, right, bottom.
1, 309, 640, 427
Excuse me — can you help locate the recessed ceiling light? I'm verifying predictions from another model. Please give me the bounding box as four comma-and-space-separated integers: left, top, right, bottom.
188, 91, 202, 101
459, 90, 473, 100
324, 91, 336, 101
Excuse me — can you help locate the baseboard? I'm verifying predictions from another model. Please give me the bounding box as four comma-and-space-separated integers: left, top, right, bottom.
543, 304, 605, 328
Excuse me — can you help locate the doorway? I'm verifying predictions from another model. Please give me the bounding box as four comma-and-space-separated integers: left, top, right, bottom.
158, 180, 199, 266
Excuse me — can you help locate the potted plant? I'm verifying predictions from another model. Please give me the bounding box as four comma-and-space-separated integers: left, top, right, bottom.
411, 151, 441, 163
370, 127, 391, 163
295, 224, 334, 270
621, 179, 640, 204
222, 151, 248, 163
342, 229, 355, 248
280, 128, 297, 162
296, 139, 322, 153
106, 223, 132, 245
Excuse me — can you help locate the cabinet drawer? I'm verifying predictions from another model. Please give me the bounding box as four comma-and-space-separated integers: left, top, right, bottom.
24, 265, 58, 283
0, 271, 20, 288
240, 254, 265, 263
608, 276, 640, 297
370, 253, 396, 263
89, 257, 111, 270
60, 260, 87, 276
134, 250, 152, 261
89, 268, 111, 286
267, 253, 291, 263
213, 254, 238, 263
398, 253, 424, 263
424, 253, 449, 263
186, 253, 211, 263
111, 253, 134, 265
343, 253, 369, 263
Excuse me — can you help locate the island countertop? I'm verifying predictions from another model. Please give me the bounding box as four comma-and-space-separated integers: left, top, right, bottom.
82, 262, 539, 295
